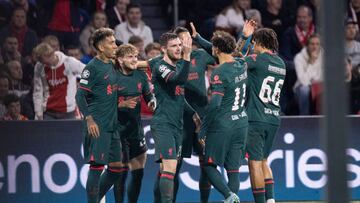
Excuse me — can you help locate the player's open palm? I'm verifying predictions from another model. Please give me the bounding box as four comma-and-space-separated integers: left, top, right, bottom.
182, 35, 192, 58
86, 116, 100, 138
190, 22, 198, 38
242, 19, 257, 38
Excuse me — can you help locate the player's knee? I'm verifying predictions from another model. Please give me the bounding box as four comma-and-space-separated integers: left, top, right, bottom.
108, 161, 127, 168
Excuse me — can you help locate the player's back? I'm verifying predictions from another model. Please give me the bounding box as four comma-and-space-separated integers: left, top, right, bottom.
245, 52, 286, 125
209, 60, 248, 131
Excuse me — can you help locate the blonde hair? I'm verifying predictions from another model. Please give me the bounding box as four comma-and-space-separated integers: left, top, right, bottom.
32, 43, 54, 62
116, 44, 138, 58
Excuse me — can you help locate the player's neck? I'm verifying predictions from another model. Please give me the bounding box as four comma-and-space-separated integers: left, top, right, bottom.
96, 53, 111, 64
163, 54, 177, 67
217, 53, 234, 65
120, 65, 133, 75
258, 47, 273, 54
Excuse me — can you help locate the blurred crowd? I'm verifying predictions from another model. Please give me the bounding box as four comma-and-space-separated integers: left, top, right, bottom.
0, 0, 359, 121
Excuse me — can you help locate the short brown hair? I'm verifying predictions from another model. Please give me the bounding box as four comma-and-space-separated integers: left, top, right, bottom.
252, 28, 279, 52
91, 28, 114, 50
32, 43, 54, 62
211, 31, 236, 54
116, 44, 138, 58
145, 42, 161, 54
128, 35, 143, 45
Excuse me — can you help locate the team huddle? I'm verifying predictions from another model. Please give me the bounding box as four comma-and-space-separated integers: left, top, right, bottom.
76, 20, 286, 203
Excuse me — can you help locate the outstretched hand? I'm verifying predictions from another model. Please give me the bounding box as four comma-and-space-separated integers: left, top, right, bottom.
242, 19, 257, 38
190, 22, 198, 38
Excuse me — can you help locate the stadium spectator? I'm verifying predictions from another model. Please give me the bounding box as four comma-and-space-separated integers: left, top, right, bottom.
10, 0, 39, 34
32, 43, 85, 120
106, 0, 130, 28
293, 34, 322, 115
348, 58, 360, 114
5, 60, 30, 97
280, 5, 315, 61
348, 0, 360, 31
261, 0, 294, 42
215, 0, 247, 36
2, 93, 27, 120
0, 36, 22, 64
128, 35, 146, 60
42, 35, 61, 51
144, 42, 161, 59
114, 3, 153, 46
42, 0, 82, 48
0, 7, 38, 59
345, 19, 360, 68
80, 11, 108, 56
65, 45, 83, 61
0, 75, 9, 119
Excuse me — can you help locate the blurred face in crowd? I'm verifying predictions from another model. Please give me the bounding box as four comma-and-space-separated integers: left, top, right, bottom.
116, 0, 130, 15
296, 6, 313, 30
0, 78, 9, 98
146, 49, 161, 59
118, 52, 138, 71
267, 0, 282, 10
98, 36, 117, 59
163, 38, 182, 61
7, 61, 23, 80
67, 48, 82, 60
47, 39, 60, 51
127, 7, 142, 26
7, 101, 21, 118
41, 50, 58, 66
307, 36, 320, 54
352, 0, 360, 10
3, 37, 18, 53
93, 12, 107, 29
236, 0, 251, 10
132, 41, 144, 55
12, 9, 26, 28
346, 23, 358, 41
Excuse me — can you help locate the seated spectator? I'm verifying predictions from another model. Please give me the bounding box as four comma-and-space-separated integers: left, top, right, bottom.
65, 45, 83, 61
5, 60, 30, 97
348, 58, 360, 114
80, 11, 108, 56
215, 0, 246, 36
145, 42, 161, 59
42, 35, 61, 51
115, 3, 153, 46
0, 75, 9, 119
0, 36, 22, 63
10, 0, 39, 35
106, 0, 130, 28
293, 34, 323, 115
280, 5, 315, 61
345, 19, 360, 68
32, 43, 85, 120
2, 93, 28, 120
348, 0, 360, 31
128, 35, 146, 60
0, 7, 38, 59
261, 0, 294, 42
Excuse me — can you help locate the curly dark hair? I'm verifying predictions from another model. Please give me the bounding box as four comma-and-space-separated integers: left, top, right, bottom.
252, 28, 279, 52
91, 28, 114, 51
211, 31, 236, 54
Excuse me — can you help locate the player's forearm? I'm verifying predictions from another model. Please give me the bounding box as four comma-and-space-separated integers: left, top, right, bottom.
168, 60, 190, 84
75, 88, 90, 117
194, 34, 213, 55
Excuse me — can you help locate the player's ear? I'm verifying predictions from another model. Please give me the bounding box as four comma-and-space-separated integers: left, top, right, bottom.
161, 46, 166, 54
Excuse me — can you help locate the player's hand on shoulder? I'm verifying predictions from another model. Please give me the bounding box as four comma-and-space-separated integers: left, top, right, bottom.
86, 115, 100, 138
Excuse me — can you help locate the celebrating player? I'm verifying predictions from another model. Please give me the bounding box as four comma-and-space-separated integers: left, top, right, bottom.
112, 44, 156, 203
198, 31, 248, 203
76, 28, 121, 203
241, 26, 286, 203
151, 32, 192, 203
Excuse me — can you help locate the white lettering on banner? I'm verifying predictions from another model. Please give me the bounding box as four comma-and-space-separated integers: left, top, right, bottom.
8, 155, 40, 193
347, 148, 360, 188
43, 154, 78, 193
0, 162, 4, 190
298, 149, 327, 188
1, 129, 359, 194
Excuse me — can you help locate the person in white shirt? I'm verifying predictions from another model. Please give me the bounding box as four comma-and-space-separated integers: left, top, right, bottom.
32, 43, 85, 120
345, 19, 360, 68
114, 3, 153, 47
294, 34, 323, 115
